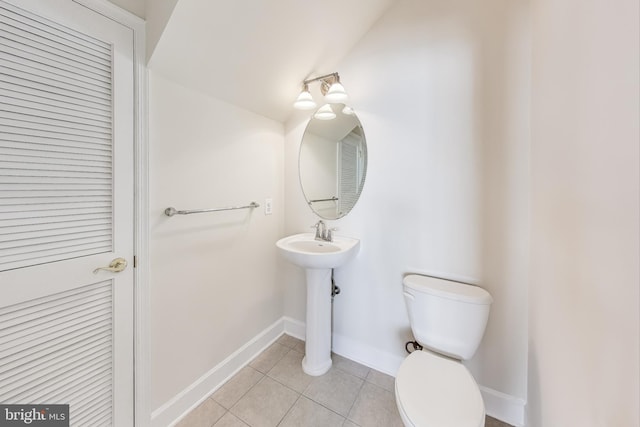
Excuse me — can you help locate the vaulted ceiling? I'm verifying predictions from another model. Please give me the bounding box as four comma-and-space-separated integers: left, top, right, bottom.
107, 0, 145, 18
109, 0, 397, 123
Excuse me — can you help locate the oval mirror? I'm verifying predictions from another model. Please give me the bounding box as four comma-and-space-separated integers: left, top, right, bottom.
299, 104, 367, 219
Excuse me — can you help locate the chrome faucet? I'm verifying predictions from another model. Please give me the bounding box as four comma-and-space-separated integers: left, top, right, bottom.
313, 220, 326, 240
312, 220, 334, 242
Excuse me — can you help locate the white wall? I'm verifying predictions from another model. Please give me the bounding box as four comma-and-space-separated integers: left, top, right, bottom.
284, 0, 530, 423
528, 0, 640, 425
148, 72, 285, 410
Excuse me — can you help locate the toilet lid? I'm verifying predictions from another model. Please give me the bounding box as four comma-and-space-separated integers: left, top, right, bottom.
395, 351, 485, 427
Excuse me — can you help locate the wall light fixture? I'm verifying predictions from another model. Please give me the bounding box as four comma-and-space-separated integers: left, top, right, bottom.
293, 72, 349, 114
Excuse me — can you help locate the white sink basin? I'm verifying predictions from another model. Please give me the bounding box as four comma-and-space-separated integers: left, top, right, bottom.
276, 233, 360, 269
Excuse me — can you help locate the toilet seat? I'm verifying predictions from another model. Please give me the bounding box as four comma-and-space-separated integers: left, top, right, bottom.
395, 350, 485, 427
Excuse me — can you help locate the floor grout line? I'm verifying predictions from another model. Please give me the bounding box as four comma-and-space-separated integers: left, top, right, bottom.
186, 335, 514, 427
274, 393, 302, 427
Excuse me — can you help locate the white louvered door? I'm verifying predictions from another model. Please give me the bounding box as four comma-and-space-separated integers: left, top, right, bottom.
0, 1, 134, 426
338, 133, 362, 216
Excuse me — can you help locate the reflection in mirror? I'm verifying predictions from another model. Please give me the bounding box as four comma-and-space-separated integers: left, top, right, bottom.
299, 104, 367, 220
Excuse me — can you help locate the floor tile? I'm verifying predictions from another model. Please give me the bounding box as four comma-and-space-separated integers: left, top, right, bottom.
176, 398, 226, 427
332, 353, 370, 379
212, 366, 264, 409
212, 412, 250, 427
292, 340, 306, 354
365, 369, 395, 392
267, 347, 314, 393
276, 334, 304, 349
348, 382, 403, 427
279, 396, 346, 427
180, 343, 517, 427
249, 343, 290, 373
303, 368, 364, 417
486, 415, 513, 427
230, 376, 299, 427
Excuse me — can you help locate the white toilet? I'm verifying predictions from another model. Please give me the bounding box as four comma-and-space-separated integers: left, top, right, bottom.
395, 274, 493, 427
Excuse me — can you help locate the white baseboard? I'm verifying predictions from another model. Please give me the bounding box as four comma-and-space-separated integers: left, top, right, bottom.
152, 317, 526, 427
480, 385, 526, 427
331, 332, 405, 377
282, 316, 305, 340
151, 318, 285, 427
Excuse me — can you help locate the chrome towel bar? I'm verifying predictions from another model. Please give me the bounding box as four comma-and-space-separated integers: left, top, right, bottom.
308, 197, 338, 204
164, 201, 260, 217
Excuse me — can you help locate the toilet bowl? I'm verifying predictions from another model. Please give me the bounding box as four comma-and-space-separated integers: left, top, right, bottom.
395, 350, 485, 427
395, 274, 492, 427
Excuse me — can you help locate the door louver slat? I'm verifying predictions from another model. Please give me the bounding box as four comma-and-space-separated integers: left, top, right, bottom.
0, 6, 111, 63
0, 281, 113, 425
0, 330, 111, 380
3, 99, 111, 127
339, 138, 359, 215
0, 1, 113, 273
0, 57, 112, 96
0, 5, 110, 52
0, 80, 112, 114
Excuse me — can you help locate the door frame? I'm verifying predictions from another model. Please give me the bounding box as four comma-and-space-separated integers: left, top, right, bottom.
70, 1, 150, 426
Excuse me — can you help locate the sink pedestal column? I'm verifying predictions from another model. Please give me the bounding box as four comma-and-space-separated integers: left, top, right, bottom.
275, 233, 360, 376
302, 268, 333, 376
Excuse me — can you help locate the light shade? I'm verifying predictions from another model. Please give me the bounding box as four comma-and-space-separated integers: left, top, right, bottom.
314, 104, 336, 120
293, 88, 317, 110
325, 82, 348, 103
342, 105, 355, 115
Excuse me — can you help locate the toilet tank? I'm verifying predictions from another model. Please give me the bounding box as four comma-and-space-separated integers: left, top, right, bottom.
403, 274, 492, 360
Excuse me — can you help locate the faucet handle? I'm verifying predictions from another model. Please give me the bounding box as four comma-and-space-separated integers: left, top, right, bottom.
326, 227, 337, 242
312, 220, 325, 240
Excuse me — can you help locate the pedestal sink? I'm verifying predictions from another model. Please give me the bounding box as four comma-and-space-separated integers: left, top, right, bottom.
276, 233, 360, 375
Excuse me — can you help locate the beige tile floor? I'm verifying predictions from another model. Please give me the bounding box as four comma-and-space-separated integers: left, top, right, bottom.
176, 334, 513, 427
